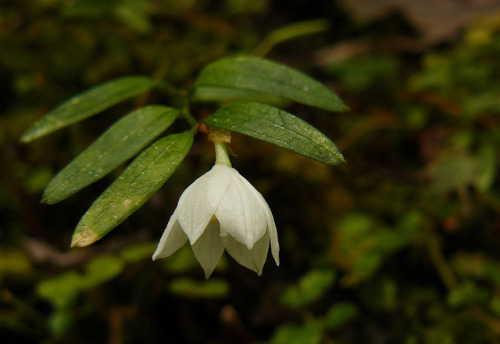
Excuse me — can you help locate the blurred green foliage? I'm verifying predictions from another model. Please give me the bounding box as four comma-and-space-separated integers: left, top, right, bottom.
281, 269, 336, 309
3, 0, 500, 343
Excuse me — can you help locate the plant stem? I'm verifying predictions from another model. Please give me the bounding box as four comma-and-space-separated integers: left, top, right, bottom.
253, 19, 329, 56
214, 141, 232, 167
427, 232, 457, 290
182, 109, 198, 128
157, 81, 197, 128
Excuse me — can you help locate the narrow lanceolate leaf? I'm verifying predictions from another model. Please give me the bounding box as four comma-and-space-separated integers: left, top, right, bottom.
71, 131, 194, 247
202, 102, 345, 165
21, 76, 158, 142
193, 56, 348, 112
43, 106, 179, 204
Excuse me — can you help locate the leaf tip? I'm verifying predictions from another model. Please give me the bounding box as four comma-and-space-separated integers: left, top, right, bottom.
41, 190, 56, 204
325, 153, 346, 166
71, 227, 99, 248
41, 198, 59, 205
19, 132, 33, 143
330, 101, 349, 112
335, 156, 347, 166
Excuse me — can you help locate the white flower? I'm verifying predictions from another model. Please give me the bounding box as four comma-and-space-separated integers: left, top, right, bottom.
152, 163, 279, 277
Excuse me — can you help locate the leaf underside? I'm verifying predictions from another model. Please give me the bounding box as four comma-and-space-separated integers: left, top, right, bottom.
21, 76, 158, 142
43, 105, 180, 204
71, 131, 194, 247
193, 56, 348, 112
202, 102, 345, 165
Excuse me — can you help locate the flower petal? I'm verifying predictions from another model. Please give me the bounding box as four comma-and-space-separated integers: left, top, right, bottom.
267, 210, 280, 266
223, 231, 270, 275
152, 211, 188, 260
215, 169, 267, 249
191, 221, 225, 278
234, 173, 279, 264
177, 164, 232, 244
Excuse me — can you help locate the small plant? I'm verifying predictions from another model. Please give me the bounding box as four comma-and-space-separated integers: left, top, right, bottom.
22, 55, 347, 274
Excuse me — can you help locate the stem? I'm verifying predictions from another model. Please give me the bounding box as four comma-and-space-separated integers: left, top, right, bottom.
253, 19, 329, 56
214, 141, 232, 167
134, 60, 172, 108
469, 305, 500, 335
427, 231, 458, 290
157, 81, 183, 103
157, 81, 198, 128
182, 110, 197, 128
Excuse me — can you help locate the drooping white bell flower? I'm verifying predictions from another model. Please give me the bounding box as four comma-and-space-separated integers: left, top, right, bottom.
153, 142, 279, 277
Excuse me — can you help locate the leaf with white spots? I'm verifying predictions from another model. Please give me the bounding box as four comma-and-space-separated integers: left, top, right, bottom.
202, 102, 345, 165
193, 56, 348, 112
21, 76, 158, 142
43, 106, 180, 204
71, 131, 194, 247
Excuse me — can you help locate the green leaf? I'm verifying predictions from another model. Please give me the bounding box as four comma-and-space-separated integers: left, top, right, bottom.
168, 277, 229, 299
193, 56, 348, 111
202, 102, 345, 165
49, 309, 75, 336
281, 269, 336, 309
476, 140, 497, 192
71, 131, 194, 247
120, 242, 157, 262
323, 302, 359, 331
161, 245, 201, 274
447, 281, 490, 308
253, 19, 330, 56
21, 76, 158, 142
428, 152, 481, 194
192, 87, 287, 106
37, 271, 84, 309
270, 321, 323, 344
489, 296, 500, 317
42, 105, 179, 204
81, 255, 125, 288
0, 248, 32, 278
